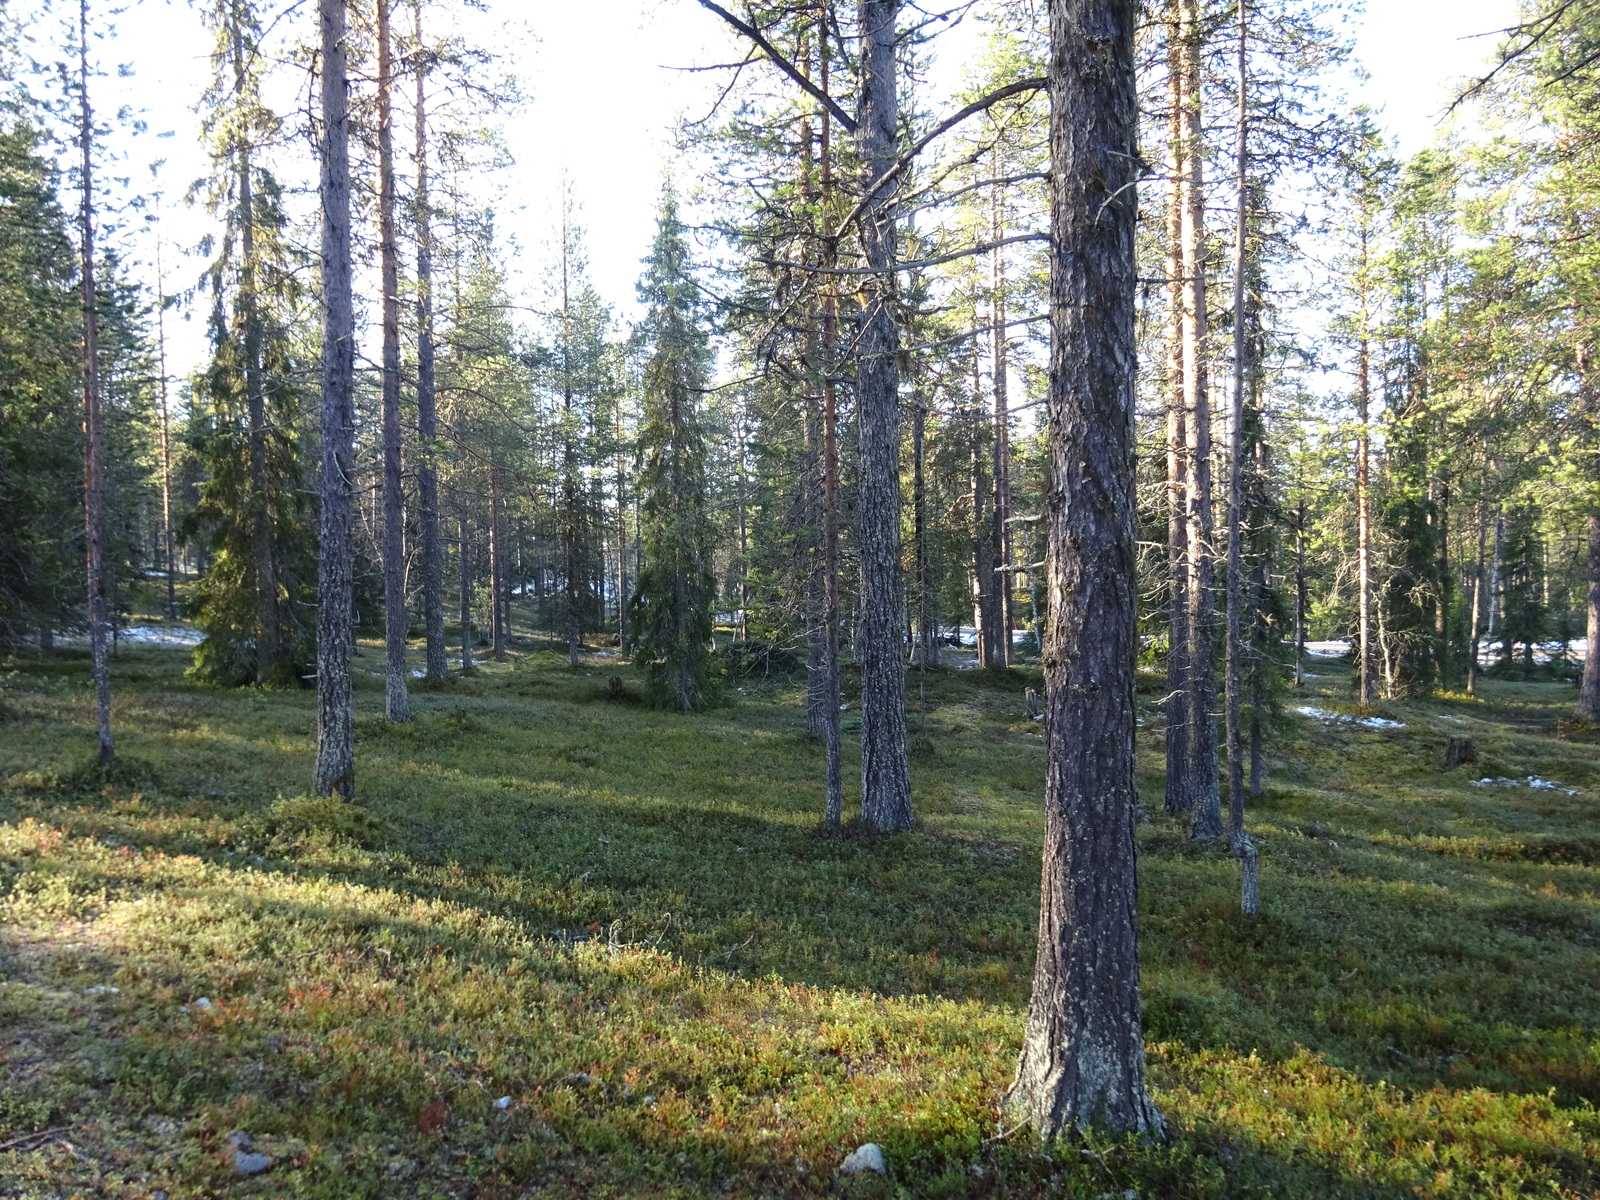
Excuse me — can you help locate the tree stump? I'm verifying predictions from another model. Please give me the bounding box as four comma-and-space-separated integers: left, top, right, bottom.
1439, 736, 1477, 771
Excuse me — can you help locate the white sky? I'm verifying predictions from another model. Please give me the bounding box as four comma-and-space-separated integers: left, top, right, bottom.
71, 0, 1520, 381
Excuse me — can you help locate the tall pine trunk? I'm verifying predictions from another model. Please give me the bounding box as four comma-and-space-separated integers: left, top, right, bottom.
1009, 0, 1161, 1138
1178, 0, 1220, 839
1356, 218, 1375, 706
415, 1, 446, 682
313, 0, 356, 798
1163, 11, 1191, 814
153, 192, 177, 621
78, 0, 112, 765
1223, 0, 1257, 913
377, 0, 411, 720
1579, 356, 1600, 721
990, 167, 1012, 667
459, 517, 473, 669
854, 0, 912, 831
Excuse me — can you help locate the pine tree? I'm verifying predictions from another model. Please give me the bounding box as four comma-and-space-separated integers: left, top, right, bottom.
628, 189, 717, 711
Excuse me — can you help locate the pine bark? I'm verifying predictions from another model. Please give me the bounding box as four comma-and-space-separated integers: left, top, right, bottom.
313, 0, 355, 798
854, 0, 912, 831
1224, 1, 1256, 914
377, 0, 410, 720
415, 1, 446, 682
1356, 221, 1375, 706
990, 170, 1012, 667
1163, 15, 1191, 815
78, 0, 113, 766
1178, 0, 1220, 839
1008, 0, 1162, 1140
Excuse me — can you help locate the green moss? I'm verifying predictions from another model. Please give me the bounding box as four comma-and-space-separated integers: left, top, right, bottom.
0, 642, 1594, 1197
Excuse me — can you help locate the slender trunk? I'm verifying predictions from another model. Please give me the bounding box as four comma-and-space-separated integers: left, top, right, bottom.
970, 347, 997, 665
1179, 0, 1220, 839
1356, 222, 1375, 706
822, 287, 844, 827
1468, 500, 1486, 695
913, 393, 930, 722
376, 0, 410, 719
414, 1, 446, 682
1224, 0, 1255, 911
855, 0, 912, 831
990, 164, 1011, 667
1490, 508, 1504, 640
1579, 354, 1600, 720
459, 517, 473, 669
1436, 482, 1451, 686
490, 467, 506, 658
1579, 513, 1600, 721
313, 0, 355, 798
1295, 498, 1307, 686
1009, 0, 1161, 1137
78, 0, 112, 765
1163, 17, 1191, 813
153, 193, 176, 621
616, 438, 628, 655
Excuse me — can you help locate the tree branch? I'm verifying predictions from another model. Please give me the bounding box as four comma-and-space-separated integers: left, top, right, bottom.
693, 0, 857, 132
831, 76, 1047, 239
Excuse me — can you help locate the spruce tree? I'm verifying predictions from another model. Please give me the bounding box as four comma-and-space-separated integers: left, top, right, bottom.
186, 0, 314, 687
628, 189, 716, 711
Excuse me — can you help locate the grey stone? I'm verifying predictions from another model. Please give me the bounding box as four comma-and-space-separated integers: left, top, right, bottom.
838, 1143, 888, 1177
234, 1151, 271, 1176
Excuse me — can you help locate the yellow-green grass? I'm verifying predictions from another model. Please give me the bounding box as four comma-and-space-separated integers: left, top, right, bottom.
0, 631, 1595, 1198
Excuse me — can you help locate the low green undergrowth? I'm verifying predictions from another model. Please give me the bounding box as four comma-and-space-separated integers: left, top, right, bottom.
0, 634, 1595, 1197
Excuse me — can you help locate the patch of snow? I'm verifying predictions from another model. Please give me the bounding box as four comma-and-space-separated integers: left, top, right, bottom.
1294, 705, 1406, 730
1304, 639, 1352, 659
64, 624, 204, 647
1472, 776, 1579, 796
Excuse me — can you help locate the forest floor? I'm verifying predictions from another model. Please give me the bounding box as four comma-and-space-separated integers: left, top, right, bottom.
0, 615, 1597, 1198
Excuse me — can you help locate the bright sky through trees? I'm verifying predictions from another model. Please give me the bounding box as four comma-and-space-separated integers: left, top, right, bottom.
75, 0, 1515, 379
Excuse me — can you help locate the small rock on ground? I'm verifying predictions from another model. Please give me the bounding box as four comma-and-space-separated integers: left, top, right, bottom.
234, 1151, 272, 1176
839, 1143, 888, 1176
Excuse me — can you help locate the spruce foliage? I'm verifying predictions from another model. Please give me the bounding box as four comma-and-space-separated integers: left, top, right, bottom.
628, 189, 716, 711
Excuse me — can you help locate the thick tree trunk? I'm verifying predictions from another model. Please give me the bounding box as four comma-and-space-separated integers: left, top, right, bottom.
377, 0, 411, 720
1008, 0, 1162, 1139
78, 0, 112, 766
854, 0, 912, 832
414, 1, 446, 682
313, 0, 355, 798
1178, 0, 1220, 839
1163, 24, 1191, 814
